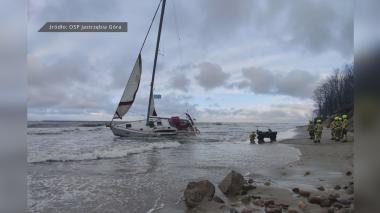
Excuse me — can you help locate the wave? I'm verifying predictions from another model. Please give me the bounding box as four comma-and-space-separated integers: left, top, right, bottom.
28, 142, 181, 164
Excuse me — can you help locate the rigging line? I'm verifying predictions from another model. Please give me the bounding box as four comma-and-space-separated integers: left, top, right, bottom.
139, 0, 163, 54
171, 0, 184, 72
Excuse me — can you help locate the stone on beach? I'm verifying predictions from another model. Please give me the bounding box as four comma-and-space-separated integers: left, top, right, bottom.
212, 195, 225, 203
308, 196, 323, 205
184, 180, 215, 208
298, 189, 311, 197
218, 170, 245, 196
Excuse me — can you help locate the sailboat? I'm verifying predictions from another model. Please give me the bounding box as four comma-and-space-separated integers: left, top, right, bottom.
110, 0, 199, 137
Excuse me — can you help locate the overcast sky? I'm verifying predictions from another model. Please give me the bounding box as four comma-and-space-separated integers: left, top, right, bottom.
27, 0, 353, 122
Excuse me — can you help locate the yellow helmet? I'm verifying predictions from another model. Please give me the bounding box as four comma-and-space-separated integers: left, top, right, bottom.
338, 117, 342, 121
317, 119, 322, 123
335, 117, 339, 121
342, 115, 348, 119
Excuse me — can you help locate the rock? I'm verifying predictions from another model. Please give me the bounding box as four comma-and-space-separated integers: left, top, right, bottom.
333, 203, 343, 209
265, 206, 282, 213
328, 193, 340, 202
219, 170, 245, 196
264, 181, 271, 186
298, 201, 307, 210
317, 186, 325, 191
334, 185, 341, 190
184, 180, 215, 208
299, 189, 311, 197
264, 200, 275, 207
287, 209, 298, 213
242, 184, 256, 191
247, 178, 254, 184
345, 171, 352, 176
336, 198, 352, 206
241, 208, 254, 213
280, 203, 289, 210
253, 199, 265, 207
327, 207, 335, 213
241, 190, 248, 195
212, 195, 225, 204
345, 184, 354, 195
230, 208, 239, 213
304, 171, 311, 176
241, 196, 251, 204
308, 196, 322, 205
320, 198, 333, 207
292, 188, 300, 193
251, 195, 261, 200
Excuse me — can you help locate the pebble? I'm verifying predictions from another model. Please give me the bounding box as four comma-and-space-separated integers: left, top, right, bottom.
265, 207, 282, 213
298, 201, 307, 210
212, 196, 225, 204
317, 186, 325, 191
308, 196, 322, 205
292, 188, 300, 193
264, 182, 271, 186
230, 208, 239, 213
334, 185, 341, 190
345, 171, 352, 176
299, 189, 311, 197
304, 171, 311, 176
241, 208, 254, 213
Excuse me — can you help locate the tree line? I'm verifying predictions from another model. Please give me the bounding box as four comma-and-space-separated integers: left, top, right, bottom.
313, 63, 354, 118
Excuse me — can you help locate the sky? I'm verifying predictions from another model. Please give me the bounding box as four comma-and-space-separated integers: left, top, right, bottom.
27, 0, 353, 123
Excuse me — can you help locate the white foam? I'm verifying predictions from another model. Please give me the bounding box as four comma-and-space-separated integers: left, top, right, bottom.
28, 142, 181, 163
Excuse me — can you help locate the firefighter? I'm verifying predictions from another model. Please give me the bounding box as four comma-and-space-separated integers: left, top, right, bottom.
307, 120, 315, 139
250, 131, 256, 143
314, 119, 323, 143
330, 117, 338, 140
341, 114, 349, 142
335, 117, 342, 141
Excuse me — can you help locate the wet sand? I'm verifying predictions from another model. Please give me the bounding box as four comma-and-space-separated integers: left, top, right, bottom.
195, 126, 354, 213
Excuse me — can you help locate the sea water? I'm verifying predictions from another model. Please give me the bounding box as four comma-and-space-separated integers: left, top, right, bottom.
28, 122, 301, 213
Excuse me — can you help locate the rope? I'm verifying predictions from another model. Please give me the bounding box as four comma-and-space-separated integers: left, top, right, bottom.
139, 0, 163, 54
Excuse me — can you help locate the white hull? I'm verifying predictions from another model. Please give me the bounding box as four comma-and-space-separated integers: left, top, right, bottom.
110, 117, 198, 137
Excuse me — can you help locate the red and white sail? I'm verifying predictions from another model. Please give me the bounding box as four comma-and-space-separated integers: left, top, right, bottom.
113, 54, 142, 119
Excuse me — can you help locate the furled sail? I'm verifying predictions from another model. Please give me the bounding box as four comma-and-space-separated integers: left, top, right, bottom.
149, 94, 158, 116
113, 54, 142, 119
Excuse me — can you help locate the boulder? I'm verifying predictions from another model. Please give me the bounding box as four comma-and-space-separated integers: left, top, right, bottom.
308, 196, 322, 205
184, 180, 215, 208
212, 195, 225, 204
320, 198, 333, 207
299, 190, 311, 197
334, 185, 341, 190
219, 170, 245, 196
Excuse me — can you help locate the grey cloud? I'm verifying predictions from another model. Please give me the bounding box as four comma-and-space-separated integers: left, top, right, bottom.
195, 62, 230, 90
259, 0, 353, 57
239, 67, 319, 98
169, 73, 190, 92
198, 0, 253, 37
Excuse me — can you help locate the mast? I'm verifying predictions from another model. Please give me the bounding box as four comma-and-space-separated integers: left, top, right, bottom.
146, 0, 166, 125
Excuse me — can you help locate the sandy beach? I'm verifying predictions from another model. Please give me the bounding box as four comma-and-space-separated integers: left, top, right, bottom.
190, 126, 354, 213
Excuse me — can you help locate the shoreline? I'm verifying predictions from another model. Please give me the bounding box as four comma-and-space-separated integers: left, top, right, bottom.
191, 125, 354, 212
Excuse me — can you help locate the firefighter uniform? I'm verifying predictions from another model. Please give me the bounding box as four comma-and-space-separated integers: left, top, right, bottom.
307, 121, 315, 139
335, 117, 342, 141
314, 120, 323, 143
341, 115, 349, 142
